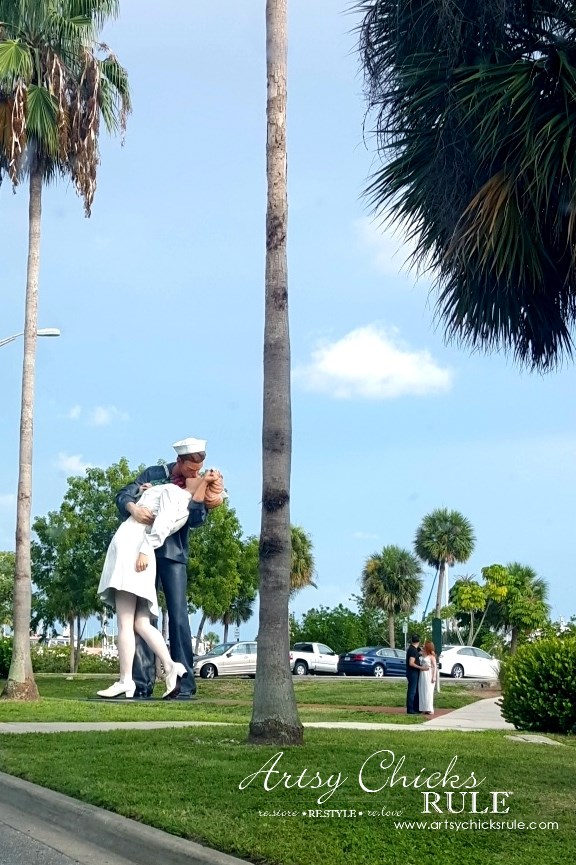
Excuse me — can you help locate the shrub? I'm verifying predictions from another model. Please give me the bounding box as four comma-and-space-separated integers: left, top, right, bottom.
31, 646, 119, 674
0, 637, 12, 678
500, 636, 576, 733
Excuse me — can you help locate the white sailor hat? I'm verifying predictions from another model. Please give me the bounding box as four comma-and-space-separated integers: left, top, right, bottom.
172, 437, 207, 456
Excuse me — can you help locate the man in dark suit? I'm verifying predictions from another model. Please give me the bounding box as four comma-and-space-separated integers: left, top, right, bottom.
405, 633, 429, 714
115, 437, 209, 699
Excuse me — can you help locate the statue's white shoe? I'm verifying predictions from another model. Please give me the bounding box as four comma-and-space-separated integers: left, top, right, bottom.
97, 680, 136, 699
163, 663, 188, 699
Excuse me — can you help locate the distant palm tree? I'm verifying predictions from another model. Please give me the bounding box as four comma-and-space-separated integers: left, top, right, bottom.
361, 545, 422, 647
204, 631, 220, 651
290, 526, 316, 598
414, 509, 475, 618
214, 593, 256, 643
0, 0, 130, 701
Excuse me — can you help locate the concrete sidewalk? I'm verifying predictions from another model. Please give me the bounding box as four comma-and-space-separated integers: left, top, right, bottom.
0, 697, 514, 734
0, 772, 250, 865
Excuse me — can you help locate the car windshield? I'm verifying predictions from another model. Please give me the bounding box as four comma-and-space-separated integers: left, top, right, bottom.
203, 643, 236, 657
348, 647, 373, 654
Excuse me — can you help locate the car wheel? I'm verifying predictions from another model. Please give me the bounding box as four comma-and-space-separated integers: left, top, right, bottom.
372, 663, 386, 678
293, 661, 308, 676
200, 663, 217, 679
451, 664, 464, 679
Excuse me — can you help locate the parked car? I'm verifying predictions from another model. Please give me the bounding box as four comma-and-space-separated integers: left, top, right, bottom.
193, 641, 257, 679
438, 645, 500, 679
337, 646, 407, 677
289, 642, 339, 676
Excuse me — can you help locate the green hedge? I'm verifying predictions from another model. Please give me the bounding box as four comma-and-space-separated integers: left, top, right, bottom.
31, 646, 119, 674
0, 641, 119, 675
500, 636, 576, 734
0, 637, 12, 678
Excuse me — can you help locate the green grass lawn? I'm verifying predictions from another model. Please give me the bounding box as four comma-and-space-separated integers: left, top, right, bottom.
0, 725, 572, 865
0, 676, 479, 724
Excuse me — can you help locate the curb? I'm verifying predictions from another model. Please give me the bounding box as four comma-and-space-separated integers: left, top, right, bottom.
0, 771, 251, 865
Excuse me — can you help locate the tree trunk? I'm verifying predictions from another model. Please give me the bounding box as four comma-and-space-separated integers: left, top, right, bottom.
74, 614, 83, 673
435, 560, 446, 618
69, 615, 75, 675
249, 0, 302, 746
2, 168, 43, 701
161, 603, 168, 642
510, 626, 518, 654
194, 612, 207, 654
223, 621, 229, 643
388, 613, 395, 648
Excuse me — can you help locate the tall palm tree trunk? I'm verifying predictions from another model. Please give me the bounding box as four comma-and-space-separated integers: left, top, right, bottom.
435, 560, 447, 619
194, 612, 207, 654
249, 0, 302, 746
3, 167, 42, 700
388, 613, 395, 648
69, 615, 76, 674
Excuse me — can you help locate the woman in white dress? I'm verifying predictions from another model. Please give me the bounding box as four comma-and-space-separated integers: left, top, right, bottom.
97, 470, 224, 699
418, 640, 437, 715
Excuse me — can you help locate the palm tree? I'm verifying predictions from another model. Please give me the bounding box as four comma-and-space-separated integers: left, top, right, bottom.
0, 0, 130, 700
290, 526, 316, 598
361, 545, 422, 647
250, 0, 302, 746
414, 508, 475, 619
204, 631, 220, 651
357, 1, 576, 370
215, 592, 256, 644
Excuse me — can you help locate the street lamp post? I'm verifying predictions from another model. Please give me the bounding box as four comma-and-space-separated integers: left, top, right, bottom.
0, 328, 60, 348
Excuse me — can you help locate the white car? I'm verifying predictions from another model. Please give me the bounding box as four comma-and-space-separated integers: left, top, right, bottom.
438, 645, 500, 679
193, 641, 257, 679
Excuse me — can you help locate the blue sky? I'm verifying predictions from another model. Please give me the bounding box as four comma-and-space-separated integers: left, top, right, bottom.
1, 0, 575, 643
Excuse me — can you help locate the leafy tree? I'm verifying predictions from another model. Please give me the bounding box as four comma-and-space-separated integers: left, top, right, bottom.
414, 508, 475, 618
251, 0, 302, 746
31, 459, 137, 673
361, 545, 423, 647
0, 0, 130, 700
211, 535, 259, 644
187, 501, 254, 651
450, 567, 509, 645
357, 0, 576, 369
498, 562, 550, 653
291, 603, 388, 654
0, 552, 14, 630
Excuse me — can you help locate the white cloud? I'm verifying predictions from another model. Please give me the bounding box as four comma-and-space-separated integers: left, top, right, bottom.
355, 217, 431, 278
56, 453, 92, 475
89, 405, 129, 426
294, 324, 453, 400
66, 404, 82, 420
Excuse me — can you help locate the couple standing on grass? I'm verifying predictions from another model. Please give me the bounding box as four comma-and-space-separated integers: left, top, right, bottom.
406, 633, 437, 715
96, 437, 224, 701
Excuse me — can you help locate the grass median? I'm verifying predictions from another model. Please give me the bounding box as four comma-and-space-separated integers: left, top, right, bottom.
0, 676, 479, 724
0, 725, 572, 865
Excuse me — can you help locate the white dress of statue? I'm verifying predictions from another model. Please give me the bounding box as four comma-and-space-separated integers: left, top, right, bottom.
418, 652, 437, 714
98, 482, 192, 617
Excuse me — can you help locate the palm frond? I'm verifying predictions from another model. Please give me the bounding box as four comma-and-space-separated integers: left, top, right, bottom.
0, 39, 33, 85
357, 0, 576, 369
25, 82, 58, 154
